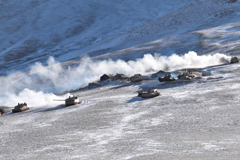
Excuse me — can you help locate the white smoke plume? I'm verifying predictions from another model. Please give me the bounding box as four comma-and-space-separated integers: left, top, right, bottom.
0, 89, 66, 108
29, 51, 230, 91
0, 51, 230, 108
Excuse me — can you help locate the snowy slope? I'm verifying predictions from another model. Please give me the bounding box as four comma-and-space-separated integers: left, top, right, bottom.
1, 0, 240, 74
0, 0, 195, 74
1, 62, 240, 160
94, 0, 240, 60
1, 1, 240, 160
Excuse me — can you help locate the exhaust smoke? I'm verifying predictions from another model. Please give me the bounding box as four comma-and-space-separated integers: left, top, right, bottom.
0, 51, 230, 108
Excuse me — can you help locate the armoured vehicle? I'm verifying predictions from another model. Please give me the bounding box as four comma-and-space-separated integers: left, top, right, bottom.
130, 74, 143, 82
202, 70, 211, 76
138, 88, 160, 98
230, 57, 239, 64
177, 71, 195, 80
0, 107, 7, 116
54, 95, 80, 106
100, 74, 114, 82
12, 103, 29, 113
158, 74, 175, 82
113, 74, 129, 81
65, 96, 80, 106
151, 70, 169, 79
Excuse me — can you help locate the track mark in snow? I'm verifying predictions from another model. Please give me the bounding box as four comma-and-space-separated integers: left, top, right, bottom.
202, 142, 225, 151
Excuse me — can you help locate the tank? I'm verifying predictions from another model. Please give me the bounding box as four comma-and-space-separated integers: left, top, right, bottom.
53, 95, 80, 106
12, 103, 29, 113
65, 96, 80, 106
177, 71, 195, 80
100, 74, 114, 82
113, 74, 129, 81
230, 57, 239, 64
0, 107, 7, 116
138, 88, 160, 98
130, 74, 143, 82
158, 74, 175, 82
151, 70, 169, 79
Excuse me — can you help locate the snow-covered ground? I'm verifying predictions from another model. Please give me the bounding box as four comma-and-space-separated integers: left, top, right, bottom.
1, 0, 240, 159
1, 62, 240, 160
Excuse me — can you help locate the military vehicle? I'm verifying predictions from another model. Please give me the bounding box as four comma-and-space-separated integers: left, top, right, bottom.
12, 103, 29, 113
230, 57, 239, 64
177, 70, 195, 80
65, 96, 80, 106
130, 74, 143, 82
138, 88, 160, 98
151, 70, 169, 79
158, 74, 175, 82
0, 107, 7, 116
100, 74, 114, 82
113, 74, 129, 81
54, 95, 80, 106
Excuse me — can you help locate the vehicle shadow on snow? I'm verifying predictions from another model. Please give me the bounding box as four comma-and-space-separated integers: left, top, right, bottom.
34, 105, 66, 113
1, 108, 31, 117
127, 96, 151, 103
110, 82, 140, 90
157, 81, 193, 89
139, 80, 194, 90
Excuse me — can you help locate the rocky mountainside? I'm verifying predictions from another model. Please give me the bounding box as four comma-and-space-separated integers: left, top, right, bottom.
1, 1, 240, 160
0, 0, 239, 74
